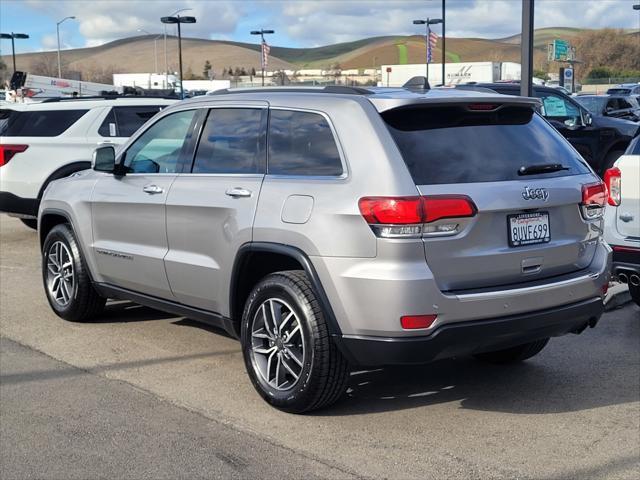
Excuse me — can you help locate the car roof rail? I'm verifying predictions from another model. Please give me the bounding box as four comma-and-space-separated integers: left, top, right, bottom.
208, 85, 374, 96
40, 95, 178, 103
403, 76, 431, 91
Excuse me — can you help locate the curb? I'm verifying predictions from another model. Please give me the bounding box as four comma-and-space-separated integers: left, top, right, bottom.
604, 282, 631, 311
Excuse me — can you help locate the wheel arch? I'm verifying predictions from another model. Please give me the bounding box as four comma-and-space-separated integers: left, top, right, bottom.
229, 242, 343, 339
37, 161, 91, 200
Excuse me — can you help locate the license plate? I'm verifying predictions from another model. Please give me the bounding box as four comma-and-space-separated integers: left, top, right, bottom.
508, 212, 550, 247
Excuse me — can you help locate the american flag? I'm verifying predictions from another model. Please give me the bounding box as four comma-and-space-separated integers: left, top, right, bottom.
261, 40, 271, 69
427, 31, 438, 62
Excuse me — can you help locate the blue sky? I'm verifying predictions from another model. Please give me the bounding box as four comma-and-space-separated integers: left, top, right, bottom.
1, 0, 639, 55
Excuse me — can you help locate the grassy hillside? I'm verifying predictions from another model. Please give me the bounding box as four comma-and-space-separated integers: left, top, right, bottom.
4, 27, 628, 81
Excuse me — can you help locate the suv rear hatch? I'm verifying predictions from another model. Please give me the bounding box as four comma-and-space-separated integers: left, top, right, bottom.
381, 101, 602, 291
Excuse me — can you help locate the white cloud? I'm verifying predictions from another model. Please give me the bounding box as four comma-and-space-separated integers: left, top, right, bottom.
26, 0, 243, 48
24, 0, 640, 50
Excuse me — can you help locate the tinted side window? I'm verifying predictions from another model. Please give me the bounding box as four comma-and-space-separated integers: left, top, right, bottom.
0, 109, 88, 137
536, 92, 580, 120
125, 109, 196, 174
98, 106, 163, 137
268, 110, 342, 176
192, 108, 265, 174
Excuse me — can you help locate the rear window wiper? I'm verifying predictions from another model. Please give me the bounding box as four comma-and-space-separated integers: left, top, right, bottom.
518, 163, 569, 176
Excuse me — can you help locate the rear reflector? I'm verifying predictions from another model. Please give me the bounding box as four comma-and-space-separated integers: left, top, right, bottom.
611, 245, 640, 253
603, 167, 621, 206
0, 144, 28, 167
401, 314, 437, 330
580, 182, 606, 219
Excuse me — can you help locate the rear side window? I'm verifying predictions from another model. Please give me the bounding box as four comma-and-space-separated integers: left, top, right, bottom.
0, 109, 88, 137
191, 108, 265, 174
98, 106, 163, 137
383, 105, 590, 185
268, 110, 343, 176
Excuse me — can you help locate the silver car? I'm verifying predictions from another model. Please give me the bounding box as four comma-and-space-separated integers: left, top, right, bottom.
38, 85, 611, 413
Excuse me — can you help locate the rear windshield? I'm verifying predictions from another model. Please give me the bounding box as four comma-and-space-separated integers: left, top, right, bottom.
383, 105, 590, 185
0, 109, 89, 137
606, 88, 630, 95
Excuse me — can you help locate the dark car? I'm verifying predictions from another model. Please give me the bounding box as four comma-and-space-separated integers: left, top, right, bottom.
575, 95, 640, 122
464, 83, 640, 175
606, 83, 640, 96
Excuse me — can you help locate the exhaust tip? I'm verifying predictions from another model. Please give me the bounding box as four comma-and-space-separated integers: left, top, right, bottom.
630, 275, 640, 287
618, 272, 629, 283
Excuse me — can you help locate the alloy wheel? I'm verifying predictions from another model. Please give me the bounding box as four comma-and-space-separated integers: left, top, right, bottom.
46, 241, 75, 307
250, 298, 306, 391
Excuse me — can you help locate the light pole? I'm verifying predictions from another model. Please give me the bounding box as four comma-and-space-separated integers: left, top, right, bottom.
441, 0, 446, 86
161, 14, 196, 99
56, 16, 75, 78
138, 29, 161, 73
413, 18, 442, 84
250, 29, 274, 87
520, 0, 534, 97
0, 32, 30, 74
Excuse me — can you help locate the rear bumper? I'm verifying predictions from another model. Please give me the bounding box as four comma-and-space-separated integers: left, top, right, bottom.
0, 192, 38, 217
338, 297, 604, 367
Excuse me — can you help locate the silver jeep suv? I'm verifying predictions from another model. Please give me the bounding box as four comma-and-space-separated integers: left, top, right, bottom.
38, 85, 611, 413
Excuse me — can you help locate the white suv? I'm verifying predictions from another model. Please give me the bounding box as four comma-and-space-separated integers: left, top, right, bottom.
0, 97, 176, 228
604, 136, 640, 305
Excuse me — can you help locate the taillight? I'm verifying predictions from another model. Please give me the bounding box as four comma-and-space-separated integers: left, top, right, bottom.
400, 314, 437, 330
580, 182, 606, 220
603, 167, 621, 206
0, 144, 28, 167
358, 195, 477, 238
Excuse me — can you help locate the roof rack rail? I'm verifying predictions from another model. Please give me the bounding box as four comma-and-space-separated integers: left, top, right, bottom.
209, 85, 373, 96
40, 94, 178, 103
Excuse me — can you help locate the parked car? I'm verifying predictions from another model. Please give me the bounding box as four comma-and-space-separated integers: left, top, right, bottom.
38, 86, 610, 412
604, 136, 640, 306
0, 96, 176, 228
606, 83, 640, 96
575, 94, 640, 122
466, 83, 640, 175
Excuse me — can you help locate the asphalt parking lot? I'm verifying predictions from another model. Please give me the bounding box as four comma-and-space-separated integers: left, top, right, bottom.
1, 216, 639, 480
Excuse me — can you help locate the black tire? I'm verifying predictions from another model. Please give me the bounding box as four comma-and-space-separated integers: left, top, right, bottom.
473, 338, 549, 364
241, 271, 350, 413
629, 284, 640, 308
20, 218, 37, 230
42, 223, 105, 322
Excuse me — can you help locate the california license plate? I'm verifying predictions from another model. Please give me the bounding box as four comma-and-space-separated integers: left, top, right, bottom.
508, 212, 550, 247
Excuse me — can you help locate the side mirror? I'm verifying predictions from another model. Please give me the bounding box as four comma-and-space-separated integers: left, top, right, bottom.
92, 146, 117, 173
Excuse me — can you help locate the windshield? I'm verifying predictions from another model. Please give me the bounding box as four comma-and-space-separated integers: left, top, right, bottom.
575, 96, 607, 114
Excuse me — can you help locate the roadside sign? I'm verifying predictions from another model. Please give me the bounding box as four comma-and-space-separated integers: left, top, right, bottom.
553, 39, 570, 61
563, 68, 574, 93
386, 67, 392, 73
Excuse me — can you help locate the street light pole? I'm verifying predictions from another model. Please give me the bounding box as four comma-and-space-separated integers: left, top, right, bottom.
520, 0, 535, 97
1, 32, 30, 74
161, 14, 196, 99
56, 16, 75, 78
251, 29, 275, 87
441, 0, 446, 86
138, 29, 161, 73
162, 9, 192, 90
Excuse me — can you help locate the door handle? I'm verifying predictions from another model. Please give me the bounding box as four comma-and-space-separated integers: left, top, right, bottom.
98, 141, 115, 145
225, 187, 252, 198
143, 184, 164, 195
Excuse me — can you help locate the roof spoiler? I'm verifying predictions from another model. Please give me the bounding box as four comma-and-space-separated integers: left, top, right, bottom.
403, 76, 431, 91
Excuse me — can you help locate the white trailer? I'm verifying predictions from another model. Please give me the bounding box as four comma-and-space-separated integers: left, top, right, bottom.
380, 62, 513, 87
7, 71, 121, 102
182, 79, 231, 92
113, 73, 180, 92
